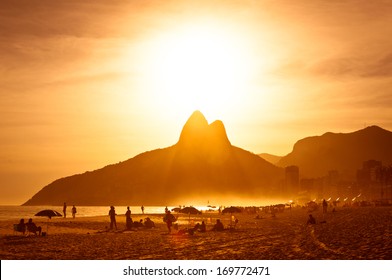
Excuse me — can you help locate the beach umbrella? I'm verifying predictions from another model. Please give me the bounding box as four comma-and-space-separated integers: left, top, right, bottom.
35, 209, 62, 219
222, 206, 241, 214
179, 206, 201, 226
171, 207, 182, 213
179, 206, 201, 215
35, 209, 62, 234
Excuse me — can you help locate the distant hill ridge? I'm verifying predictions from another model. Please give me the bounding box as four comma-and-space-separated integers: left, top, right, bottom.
258, 153, 282, 165
24, 111, 283, 206
276, 125, 392, 179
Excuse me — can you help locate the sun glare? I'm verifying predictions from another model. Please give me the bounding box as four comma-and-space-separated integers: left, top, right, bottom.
142, 22, 254, 119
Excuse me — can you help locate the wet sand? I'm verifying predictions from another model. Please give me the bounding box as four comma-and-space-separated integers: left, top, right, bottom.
0, 207, 391, 260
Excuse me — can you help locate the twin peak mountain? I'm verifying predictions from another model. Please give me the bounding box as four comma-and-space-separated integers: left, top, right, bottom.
25, 111, 392, 206
24, 111, 283, 206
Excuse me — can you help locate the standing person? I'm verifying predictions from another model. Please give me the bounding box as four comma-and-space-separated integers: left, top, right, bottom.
109, 206, 117, 230
164, 210, 176, 233
72, 205, 77, 219
125, 206, 133, 230
63, 202, 67, 218
141, 205, 144, 214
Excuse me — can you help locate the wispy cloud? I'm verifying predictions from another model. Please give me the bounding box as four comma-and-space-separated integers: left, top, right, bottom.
309, 52, 392, 79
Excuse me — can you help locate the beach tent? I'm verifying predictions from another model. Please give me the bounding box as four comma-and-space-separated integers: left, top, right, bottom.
222, 206, 241, 214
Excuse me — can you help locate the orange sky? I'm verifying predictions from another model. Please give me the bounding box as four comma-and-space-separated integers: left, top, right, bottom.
1, 0, 392, 205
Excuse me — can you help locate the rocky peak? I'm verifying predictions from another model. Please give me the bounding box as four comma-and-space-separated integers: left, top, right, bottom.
177, 111, 231, 148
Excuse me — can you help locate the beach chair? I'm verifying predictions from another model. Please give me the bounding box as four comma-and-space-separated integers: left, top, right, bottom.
13, 224, 25, 235
228, 216, 239, 230
26, 223, 42, 236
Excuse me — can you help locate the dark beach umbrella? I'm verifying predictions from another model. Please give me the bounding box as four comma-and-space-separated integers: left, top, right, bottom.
179, 206, 201, 215
222, 206, 241, 214
171, 207, 182, 213
35, 209, 62, 219
35, 209, 62, 234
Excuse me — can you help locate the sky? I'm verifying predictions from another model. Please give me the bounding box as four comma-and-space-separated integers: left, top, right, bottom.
1, 0, 392, 205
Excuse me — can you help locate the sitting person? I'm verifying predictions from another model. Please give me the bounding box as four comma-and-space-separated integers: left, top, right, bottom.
133, 219, 144, 228
193, 223, 200, 231
16, 218, 26, 234
26, 218, 42, 235
177, 228, 191, 235
307, 214, 316, 225
144, 217, 155, 229
212, 219, 224, 231
126, 217, 133, 230
199, 221, 206, 232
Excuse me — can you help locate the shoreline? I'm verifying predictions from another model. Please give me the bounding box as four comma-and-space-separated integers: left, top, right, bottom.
1, 207, 391, 260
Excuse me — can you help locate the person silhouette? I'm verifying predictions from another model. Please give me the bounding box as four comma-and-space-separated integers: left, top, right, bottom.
63, 202, 67, 218
26, 218, 42, 235
144, 217, 155, 229
322, 199, 328, 213
307, 214, 316, 225
72, 205, 77, 219
109, 206, 117, 230
164, 210, 176, 233
199, 221, 206, 232
17, 218, 26, 234
141, 205, 145, 214
125, 206, 133, 230
212, 219, 224, 231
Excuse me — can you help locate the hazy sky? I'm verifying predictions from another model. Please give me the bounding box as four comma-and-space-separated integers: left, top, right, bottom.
1, 0, 392, 205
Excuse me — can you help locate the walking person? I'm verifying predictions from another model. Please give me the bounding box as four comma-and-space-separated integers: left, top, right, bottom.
164, 210, 176, 233
141, 205, 144, 214
109, 206, 117, 230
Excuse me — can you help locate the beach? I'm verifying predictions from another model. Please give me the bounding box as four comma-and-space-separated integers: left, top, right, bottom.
0, 207, 391, 260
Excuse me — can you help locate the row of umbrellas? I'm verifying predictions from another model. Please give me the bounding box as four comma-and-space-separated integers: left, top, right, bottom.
33, 206, 243, 233
172, 206, 242, 214
35, 206, 243, 219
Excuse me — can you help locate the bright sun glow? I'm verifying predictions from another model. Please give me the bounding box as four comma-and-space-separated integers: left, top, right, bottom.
141, 22, 254, 119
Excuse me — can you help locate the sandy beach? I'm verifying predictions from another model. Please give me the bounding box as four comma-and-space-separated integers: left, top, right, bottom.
0, 206, 391, 260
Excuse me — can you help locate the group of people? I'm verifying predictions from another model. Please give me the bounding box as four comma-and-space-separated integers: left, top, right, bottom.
163, 207, 233, 234
109, 205, 155, 231
16, 218, 42, 236
62, 202, 77, 219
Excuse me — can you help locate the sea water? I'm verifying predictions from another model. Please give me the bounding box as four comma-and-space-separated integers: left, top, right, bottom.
0, 205, 213, 221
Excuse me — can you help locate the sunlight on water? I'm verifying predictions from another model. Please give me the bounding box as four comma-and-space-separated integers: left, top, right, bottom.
0, 199, 288, 221
0, 205, 171, 221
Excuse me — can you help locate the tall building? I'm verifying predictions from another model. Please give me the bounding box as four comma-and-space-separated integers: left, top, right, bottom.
356, 160, 382, 199
285, 165, 299, 196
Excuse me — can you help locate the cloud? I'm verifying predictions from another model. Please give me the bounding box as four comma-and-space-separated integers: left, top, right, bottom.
364, 53, 392, 78
309, 51, 392, 79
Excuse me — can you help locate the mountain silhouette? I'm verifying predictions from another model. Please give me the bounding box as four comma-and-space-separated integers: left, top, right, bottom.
277, 125, 392, 179
23, 111, 284, 206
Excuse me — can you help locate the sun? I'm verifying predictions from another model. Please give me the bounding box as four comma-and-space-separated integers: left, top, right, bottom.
142, 22, 253, 119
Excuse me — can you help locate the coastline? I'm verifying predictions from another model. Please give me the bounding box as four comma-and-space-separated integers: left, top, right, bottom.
1, 207, 391, 260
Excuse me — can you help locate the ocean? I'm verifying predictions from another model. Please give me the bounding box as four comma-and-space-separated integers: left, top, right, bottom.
0, 205, 213, 221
